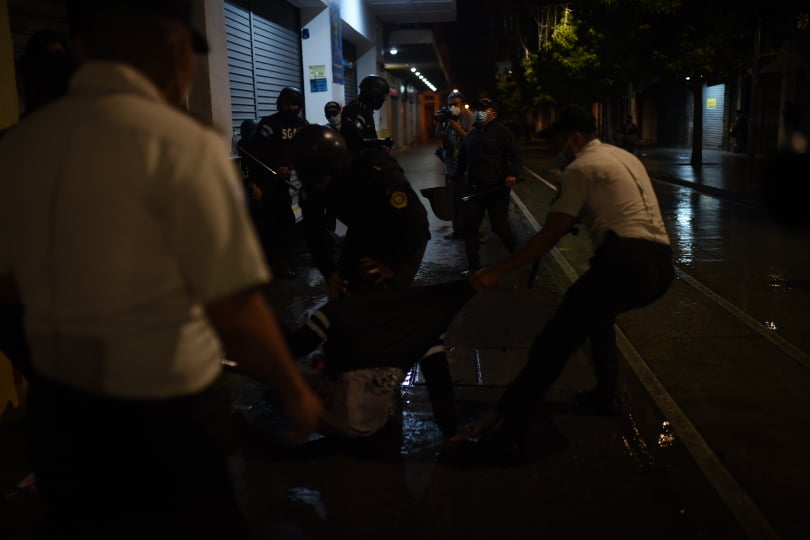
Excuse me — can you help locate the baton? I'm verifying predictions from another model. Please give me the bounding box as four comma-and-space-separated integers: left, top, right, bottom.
461, 185, 504, 202
237, 143, 299, 191
461, 177, 527, 203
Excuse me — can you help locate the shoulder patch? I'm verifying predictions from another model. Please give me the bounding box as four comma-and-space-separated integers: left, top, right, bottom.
389, 190, 408, 209
260, 124, 274, 138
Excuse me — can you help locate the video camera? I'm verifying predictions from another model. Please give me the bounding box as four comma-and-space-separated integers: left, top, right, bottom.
433, 107, 457, 123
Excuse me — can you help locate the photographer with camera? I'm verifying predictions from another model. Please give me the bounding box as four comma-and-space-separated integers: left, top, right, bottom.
435, 91, 475, 240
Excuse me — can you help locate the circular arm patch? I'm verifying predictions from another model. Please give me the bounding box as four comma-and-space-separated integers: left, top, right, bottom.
389, 190, 408, 209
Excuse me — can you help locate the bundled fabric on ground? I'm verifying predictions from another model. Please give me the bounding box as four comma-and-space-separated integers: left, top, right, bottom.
285, 279, 476, 437
289, 279, 475, 374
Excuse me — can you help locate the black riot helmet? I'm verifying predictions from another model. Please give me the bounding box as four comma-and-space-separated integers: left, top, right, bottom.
292, 125, 352, 188
358, 75, 390, 110
239, 118, 257, 141
277, 86, 303, 110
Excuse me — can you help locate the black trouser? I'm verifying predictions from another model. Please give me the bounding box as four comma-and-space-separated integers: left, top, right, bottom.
27, 376, 248, 540
253, 180, 297, 271
496, 232, 674, 423
463, 187, 516, 269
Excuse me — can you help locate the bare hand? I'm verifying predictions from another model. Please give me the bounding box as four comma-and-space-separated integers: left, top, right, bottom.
359, 257, 394, 285
282, 387, 324, 442
277, 166, 292, 180
249, 183, 263, 201
468, 268, 499, 290
326, 272, 349, 301
505, 176, 517, 187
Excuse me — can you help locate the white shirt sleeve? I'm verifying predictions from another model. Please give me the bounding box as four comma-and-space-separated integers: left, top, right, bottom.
164, 132, 270, 303
550, 167, 588, 219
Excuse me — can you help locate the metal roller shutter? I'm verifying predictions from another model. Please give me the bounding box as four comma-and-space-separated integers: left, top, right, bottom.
224, 1, 302, 139
702, 83, 725, 149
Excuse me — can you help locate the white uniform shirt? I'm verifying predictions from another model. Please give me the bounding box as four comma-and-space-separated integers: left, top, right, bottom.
551, 139, 670, 249
0, 62, 270, 398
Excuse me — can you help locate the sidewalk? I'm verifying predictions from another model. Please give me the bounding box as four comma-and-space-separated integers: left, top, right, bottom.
238, 143, 744, 539
0, 141, 770, 539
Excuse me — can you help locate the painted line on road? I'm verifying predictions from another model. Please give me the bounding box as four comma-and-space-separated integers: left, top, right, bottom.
510, 187, 783, 540
674, 266, 810, 370
520, 167, 809, 369
616, 333, 782, 540
522, 166, 558, 192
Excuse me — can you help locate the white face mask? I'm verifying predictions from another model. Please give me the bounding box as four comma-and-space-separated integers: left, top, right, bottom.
327, 114, 341, 128
449, 105, 461, 117
475, 110, 490, 126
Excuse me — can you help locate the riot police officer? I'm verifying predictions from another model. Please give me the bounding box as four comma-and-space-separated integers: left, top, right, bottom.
243, 87, 308, 279
292, 125, 429, 300
340, 75, 389, 150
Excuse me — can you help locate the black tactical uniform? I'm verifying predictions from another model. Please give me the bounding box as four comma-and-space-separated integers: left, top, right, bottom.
292, 125, 454, 436
301, 147, 430, 293
243, 90, 308, 275
340, 75, 389, 151
340, 100, 377, 148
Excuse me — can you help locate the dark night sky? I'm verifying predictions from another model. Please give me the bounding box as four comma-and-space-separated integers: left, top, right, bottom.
439, 1, 498, 101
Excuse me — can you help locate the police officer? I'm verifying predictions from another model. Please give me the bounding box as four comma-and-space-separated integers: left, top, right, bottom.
340, 74, 389, 150
292, 125, 429, 301
324, 100, 342, 131
465, 105, 673, 463
243, 87, 308, 279
454, 97, 520, 276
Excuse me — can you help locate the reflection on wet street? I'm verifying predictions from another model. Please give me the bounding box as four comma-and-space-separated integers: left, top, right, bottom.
655, 180, 810, 357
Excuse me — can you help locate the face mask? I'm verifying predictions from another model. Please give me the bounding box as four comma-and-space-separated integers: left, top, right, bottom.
475, 110, 489, 126
280, 109, 300, 121
327, 114, 341, 128
449, 106, 461, 117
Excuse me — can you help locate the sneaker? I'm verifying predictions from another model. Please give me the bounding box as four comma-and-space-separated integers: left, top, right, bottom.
459, 267, 480, 278
574, 388, 622, 416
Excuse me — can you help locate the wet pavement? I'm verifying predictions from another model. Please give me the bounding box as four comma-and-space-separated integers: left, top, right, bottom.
2, 141, 808, 539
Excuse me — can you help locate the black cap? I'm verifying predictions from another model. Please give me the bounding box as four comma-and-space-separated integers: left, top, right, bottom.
536, 104, 597, 138
474, 97, 497, 112
68, 0, 209, 54
447, 90, 465, 103
324, 101, 341, 116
